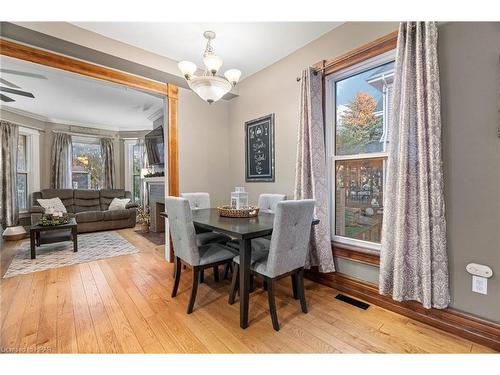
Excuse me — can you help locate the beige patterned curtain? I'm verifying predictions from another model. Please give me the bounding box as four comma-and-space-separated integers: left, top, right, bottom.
379, 22, 450, 309
0, 121, 19, 228
50, 132, 72, 189
294, 67, 335, 273
100, 137, 115, 189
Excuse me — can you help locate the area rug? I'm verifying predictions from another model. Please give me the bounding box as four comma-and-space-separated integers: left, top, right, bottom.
3, 231, 139, 278
134, 230, 165, 246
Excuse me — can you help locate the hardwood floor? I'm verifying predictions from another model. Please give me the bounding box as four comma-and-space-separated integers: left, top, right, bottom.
0, 228, 497, 354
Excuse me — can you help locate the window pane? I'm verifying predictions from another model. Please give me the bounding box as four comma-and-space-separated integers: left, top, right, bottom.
17, 135, 27, 171
17, 173, 27, 211
335, 61, 394, 155
133, 143, 142, 174
72, 141, 102, 189
335, 158, 385, 243
133, 175, 141, 202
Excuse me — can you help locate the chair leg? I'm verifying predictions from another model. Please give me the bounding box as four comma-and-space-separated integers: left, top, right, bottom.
213, 265, 220, 282
291, 274, 299, 299
171, 256, 182, 298
297, 268, 308, 313
223, 262, 232, 279
187, 266, 200, 314
250, 274, 255, 292
228, 263, 239, 305
198, 269, 205, 284
266, 278, 280, 331
263, 278, 268, 291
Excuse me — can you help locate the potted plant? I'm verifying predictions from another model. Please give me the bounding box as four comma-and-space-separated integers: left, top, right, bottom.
137, 205, 150, 232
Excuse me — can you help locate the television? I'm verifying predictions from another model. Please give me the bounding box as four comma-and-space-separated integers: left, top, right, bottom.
144, 126, 165, 166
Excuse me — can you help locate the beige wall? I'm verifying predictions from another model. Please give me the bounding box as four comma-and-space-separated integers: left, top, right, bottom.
227, 22, 500, 322
178, 88, 232, 206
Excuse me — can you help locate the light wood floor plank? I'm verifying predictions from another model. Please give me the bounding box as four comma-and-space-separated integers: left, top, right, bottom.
79, 263, 123, 353
16, 271, 47, 352
68, 265, 100, 353
88, 262, 144, 353
0, 272, 34, 351
1, 227, 496, 354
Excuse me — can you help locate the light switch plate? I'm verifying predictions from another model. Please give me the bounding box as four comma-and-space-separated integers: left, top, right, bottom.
472, 275, 487, 295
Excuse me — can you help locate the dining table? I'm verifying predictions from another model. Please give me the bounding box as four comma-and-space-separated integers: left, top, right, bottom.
162, 207, 319, 329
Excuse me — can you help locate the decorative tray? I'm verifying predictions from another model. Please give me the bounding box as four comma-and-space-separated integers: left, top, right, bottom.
39, 213, 70, 226
217, 206, 260, 218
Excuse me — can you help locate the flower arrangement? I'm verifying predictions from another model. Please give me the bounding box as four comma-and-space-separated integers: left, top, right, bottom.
40, 211, 69, 226
137, 205, 150, 231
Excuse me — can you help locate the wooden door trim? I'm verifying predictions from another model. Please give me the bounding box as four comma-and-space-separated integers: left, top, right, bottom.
305, 271, 500, 351
314, 30, 398, 76
0, 38, 167, 95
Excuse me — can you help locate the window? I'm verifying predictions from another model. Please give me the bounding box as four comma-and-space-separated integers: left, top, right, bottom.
327, 51, 395, 249
72, 137, 102, 189
132, 142, 143, 202
124, 139, 144, 202
17, 134, 28, 211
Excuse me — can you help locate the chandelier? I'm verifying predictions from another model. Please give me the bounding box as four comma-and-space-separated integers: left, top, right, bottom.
178, 31, 241, 104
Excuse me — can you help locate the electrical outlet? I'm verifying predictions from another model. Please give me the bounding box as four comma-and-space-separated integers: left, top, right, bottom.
472, 275, 487, 295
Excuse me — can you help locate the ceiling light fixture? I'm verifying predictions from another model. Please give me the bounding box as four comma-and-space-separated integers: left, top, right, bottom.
178, 31, 241, 104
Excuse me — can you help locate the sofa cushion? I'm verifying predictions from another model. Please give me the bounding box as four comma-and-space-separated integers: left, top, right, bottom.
76, 210, 104, 223
74, 189, 101, 213
103, 209, 130, 221
108, 197, 131, 211
37, 197, 67, 213
100, 189, 126, 210
41, 189, 74, 213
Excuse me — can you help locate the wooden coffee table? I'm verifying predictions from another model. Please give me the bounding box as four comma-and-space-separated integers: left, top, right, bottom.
29, 218, 78, 259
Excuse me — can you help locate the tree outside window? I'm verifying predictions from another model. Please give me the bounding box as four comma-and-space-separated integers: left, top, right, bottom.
72, 139, 102, 190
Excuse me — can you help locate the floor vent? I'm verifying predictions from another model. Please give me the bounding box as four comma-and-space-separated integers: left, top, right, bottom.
335, 294, 370, 310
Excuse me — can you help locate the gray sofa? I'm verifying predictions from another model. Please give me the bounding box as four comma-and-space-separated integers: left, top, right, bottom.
31, 189, 138, 233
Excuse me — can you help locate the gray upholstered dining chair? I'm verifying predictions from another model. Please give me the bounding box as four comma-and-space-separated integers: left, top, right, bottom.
181, 192, 232, 281
227, 193, 287, 253
228, 199, 316, 331
166, 196, 236, 314
258, 193, 287, 213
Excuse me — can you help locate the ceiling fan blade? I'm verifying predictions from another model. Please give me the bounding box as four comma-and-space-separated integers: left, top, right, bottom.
0, 94, 15, 102
0, 87, 35, 98
0, 69, 47, 80
0, 78, 21, 89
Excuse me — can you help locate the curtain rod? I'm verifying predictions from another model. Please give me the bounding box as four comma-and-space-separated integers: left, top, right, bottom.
0, 120, 46, 133
52, 130, 117, 139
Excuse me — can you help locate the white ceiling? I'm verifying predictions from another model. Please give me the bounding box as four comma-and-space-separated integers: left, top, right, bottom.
72, 22, 343, 79
0, 56, 164, 131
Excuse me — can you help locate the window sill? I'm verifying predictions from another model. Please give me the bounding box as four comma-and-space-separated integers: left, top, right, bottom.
332, 241, 380, 266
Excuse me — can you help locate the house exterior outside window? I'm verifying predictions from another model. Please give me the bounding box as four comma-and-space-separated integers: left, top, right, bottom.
71, 137, 102, 190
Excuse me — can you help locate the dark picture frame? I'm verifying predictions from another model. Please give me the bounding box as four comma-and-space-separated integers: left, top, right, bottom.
245, 114, 275, 182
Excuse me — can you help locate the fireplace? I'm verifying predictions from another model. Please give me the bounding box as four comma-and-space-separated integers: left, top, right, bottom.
144, 177, 165, 233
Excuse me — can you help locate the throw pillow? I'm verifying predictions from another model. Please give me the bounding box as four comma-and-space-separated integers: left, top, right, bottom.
37, 197, 67, 213
108, 197, 131, 211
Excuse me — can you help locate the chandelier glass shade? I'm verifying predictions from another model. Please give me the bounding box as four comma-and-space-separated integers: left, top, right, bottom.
178, 31, 241, 104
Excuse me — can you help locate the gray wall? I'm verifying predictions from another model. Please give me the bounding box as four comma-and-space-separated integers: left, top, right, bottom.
438, 22, 500, 322
227, 22, 500, 323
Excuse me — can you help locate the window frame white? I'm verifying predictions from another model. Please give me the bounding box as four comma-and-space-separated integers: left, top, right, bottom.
124, 138, 143, 202
17, 127, 40, 213
325, 50, 396, 251
71, 136, 102, 190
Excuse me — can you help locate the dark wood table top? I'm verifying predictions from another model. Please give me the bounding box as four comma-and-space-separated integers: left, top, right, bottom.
161, 208, 319, 240
30, 217, 77, 232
